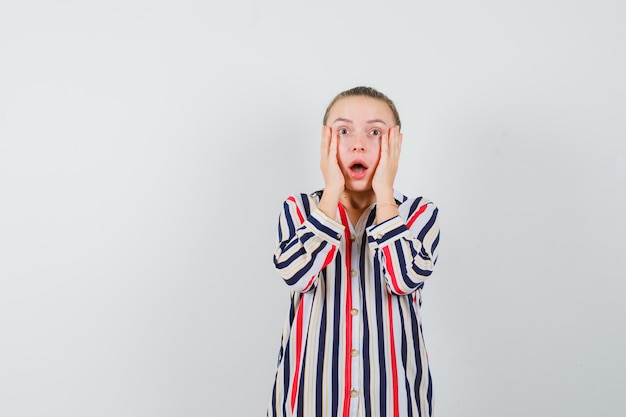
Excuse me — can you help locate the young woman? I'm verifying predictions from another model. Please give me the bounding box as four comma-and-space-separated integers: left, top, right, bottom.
268, 86, 441, 417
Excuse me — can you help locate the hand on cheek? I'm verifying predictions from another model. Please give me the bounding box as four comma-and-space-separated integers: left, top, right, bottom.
319, 125, 345, 197
373, 126, 402, 199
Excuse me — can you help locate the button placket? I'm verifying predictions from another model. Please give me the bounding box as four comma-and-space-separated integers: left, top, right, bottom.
349, 245, 361, 409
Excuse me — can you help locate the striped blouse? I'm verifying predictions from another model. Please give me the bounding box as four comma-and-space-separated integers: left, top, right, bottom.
267, 190, 441, 417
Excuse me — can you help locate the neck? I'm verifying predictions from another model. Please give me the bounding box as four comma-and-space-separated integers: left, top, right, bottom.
340, 190, 376, 210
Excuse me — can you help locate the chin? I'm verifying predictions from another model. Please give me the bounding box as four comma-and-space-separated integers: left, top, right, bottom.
345, 182, 374, 193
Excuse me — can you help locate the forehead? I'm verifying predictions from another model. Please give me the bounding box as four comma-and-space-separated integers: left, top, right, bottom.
327, 96, 395, 125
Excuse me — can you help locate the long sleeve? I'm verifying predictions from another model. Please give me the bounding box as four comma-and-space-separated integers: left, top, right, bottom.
366, 198, 440, 295
273, 194, 345, 293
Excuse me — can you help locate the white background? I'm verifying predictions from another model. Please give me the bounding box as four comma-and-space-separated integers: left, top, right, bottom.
1, 1, 625, 416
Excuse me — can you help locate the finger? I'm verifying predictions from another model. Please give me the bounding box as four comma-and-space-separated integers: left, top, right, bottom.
390, 126, 402, 158
320, 125, 331, 156
328, 126, 337, 159
381, 129, 390, 158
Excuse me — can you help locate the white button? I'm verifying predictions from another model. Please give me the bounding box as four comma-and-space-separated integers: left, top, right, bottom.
350, 234, 356, 241
351, 349, 359, 357
350, 308, 358, 316
350, 270, 357, 277
337, 233, 342, 239
350, 390, 358, 398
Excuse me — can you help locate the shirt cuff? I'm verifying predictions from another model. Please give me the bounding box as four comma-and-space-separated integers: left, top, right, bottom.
303, 207, 345, 246
366, 215, 410, 249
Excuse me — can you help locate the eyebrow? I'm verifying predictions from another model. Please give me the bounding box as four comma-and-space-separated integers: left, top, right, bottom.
332, 118, 388, 125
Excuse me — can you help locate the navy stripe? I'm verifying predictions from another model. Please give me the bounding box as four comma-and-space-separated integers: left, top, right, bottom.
408, 197, 423, 216
432, 231, 440, 253
398, 302, 413, 417
373, 254, 387, 416
284, 201, 296, 236
299, 230, 315, 242
269, 372, 277, 416
395, 239, 421, 290
330, 253, 342, 416
417, 207, 437, 241
362, 210, 377, 416
411, 263, 433, 279
301, 193, 312, 218
315, 280, 327, 417
309, 215, 341, 238
360, 277, 372, 416
280, 236, 302, 253
277, 219, 284, 246
279, 242, 329, 286
379, 223, 409, 242
281, 336, 291, 416
407, 299, 422, 417
274, 247, 307, 270
426, 367, 433, 416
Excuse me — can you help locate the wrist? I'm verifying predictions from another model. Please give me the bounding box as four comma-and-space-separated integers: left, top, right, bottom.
375, 200, 399, 223
318, 197, 339, 220
323, 185, 343, 200
375, 190, 395, 204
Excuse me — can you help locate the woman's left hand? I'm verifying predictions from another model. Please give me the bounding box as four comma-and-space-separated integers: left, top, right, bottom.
372, 125, 402, 198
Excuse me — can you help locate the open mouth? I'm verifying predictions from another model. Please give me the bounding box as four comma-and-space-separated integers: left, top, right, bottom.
349, 161, 368, 179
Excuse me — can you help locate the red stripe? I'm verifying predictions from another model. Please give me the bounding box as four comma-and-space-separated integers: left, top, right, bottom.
302, 275, 317, 292
287, 196, 305, 223
302, 242, 337, 292
383, 246, 402, 294
290, 297, 305, 412
406, 204, 428, 229
387, 293, 400, 417
322, 246, 337, 270
338, 205, 353, 417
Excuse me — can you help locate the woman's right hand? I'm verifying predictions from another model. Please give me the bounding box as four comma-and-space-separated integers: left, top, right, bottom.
317, 126, 344, 218
319, 125, 345, 197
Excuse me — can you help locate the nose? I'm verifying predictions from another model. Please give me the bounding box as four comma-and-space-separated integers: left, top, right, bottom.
351, 132, 366, 151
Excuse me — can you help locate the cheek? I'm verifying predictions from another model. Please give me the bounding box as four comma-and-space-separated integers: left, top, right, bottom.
336, 137, 352, 151
336, 147, 350, 168
370, 141, 381, 159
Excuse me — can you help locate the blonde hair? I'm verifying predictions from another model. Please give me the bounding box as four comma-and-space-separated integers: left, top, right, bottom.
322, 86, 401, 129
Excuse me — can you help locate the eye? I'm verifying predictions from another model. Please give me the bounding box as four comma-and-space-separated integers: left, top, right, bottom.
338, 128, 350, 135
370, 129, 382, 136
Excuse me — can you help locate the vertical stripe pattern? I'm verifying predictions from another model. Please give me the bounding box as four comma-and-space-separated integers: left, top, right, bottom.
268, 190, 441, 417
